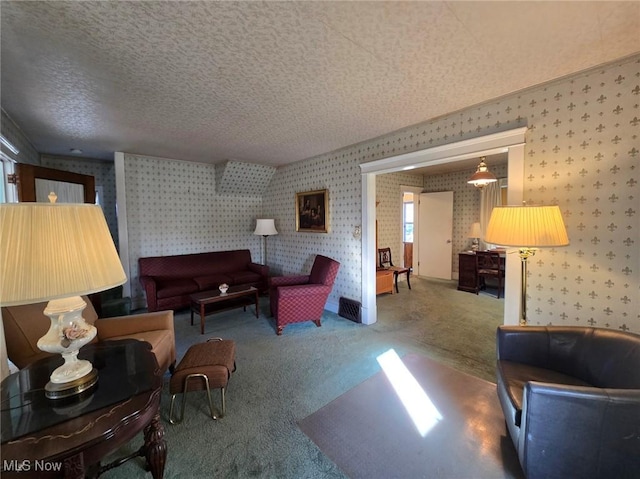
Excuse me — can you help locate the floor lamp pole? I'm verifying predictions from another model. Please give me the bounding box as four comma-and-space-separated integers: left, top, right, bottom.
518, 248, 537, 326
262, 235, 268, 266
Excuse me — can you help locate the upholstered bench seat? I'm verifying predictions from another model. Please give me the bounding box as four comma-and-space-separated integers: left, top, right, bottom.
169, 338, 236, 424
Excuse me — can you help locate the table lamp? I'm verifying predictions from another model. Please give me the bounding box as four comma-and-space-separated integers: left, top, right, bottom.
467, 222, 482, 251
253, 218, 278, 265
0, 195, 126, 398
484, 205, 569, 326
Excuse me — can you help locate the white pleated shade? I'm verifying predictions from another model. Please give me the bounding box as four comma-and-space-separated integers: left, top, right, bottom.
0, 203, 127, 306
253, 219, 278, 236
485, 206, 569, 247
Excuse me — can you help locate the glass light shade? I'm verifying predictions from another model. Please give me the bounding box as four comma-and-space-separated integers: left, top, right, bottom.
485, 205, 569, 247
467, 159, 497, 188
254, 218, 278, 236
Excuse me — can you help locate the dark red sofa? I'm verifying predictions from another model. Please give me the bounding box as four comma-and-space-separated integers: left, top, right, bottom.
139, 250, 268, 312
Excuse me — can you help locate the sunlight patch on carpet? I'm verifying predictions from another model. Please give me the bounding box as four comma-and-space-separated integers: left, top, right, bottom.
376, 349, 442, 437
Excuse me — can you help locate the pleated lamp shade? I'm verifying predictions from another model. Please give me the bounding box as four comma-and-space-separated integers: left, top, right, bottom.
253, 219, 278, 236
0, 202, 127, 306
484, 205, 569, 247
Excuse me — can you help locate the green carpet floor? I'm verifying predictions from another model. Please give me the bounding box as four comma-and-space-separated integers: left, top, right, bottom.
103, 277, 504, 478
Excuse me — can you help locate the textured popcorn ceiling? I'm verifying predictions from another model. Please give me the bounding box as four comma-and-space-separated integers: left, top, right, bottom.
1, 1, 638, 166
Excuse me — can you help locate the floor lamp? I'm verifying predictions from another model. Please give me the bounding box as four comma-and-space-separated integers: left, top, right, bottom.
0, 198, 126, 398
254, 219, 278, 265
484, 205, 569, 326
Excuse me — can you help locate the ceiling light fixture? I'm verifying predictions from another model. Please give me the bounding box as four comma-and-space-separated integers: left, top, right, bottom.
467, 157, 497, 188
70, 148, 83, 155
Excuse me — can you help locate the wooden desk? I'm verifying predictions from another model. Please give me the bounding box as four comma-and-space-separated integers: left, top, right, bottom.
458, 251, 506, 294
1, 340, 166, 478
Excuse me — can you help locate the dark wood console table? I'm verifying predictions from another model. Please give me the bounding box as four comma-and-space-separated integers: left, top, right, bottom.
1, 339, 166, 478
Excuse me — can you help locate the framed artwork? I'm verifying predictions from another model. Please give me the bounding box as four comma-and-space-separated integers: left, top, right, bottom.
296, 189, 329, 233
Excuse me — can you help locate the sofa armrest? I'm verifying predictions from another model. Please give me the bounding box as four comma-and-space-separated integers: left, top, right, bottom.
248, 262, 269, 277
95, 310, 174, 339
139, 275, 158, 312
269, 275, 310, 288
519, 382, 640, 479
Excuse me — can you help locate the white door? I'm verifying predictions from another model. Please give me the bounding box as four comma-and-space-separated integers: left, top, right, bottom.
418, 191, 453, 279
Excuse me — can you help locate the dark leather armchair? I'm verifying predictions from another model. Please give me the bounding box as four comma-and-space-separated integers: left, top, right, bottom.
496, 326, 640, 479
268, 255, 340, 335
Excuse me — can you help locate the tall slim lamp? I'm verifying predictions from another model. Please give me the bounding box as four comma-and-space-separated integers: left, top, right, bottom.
0, 197, 126, 398
253, 219, 278, 265
484, 205, 569, 326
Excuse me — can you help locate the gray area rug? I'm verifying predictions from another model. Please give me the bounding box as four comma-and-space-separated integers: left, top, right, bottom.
299, 353, 524, 479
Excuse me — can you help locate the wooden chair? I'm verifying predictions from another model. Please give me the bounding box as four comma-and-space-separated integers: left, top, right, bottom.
378, 248, 411, 293
475, 251, 504, 298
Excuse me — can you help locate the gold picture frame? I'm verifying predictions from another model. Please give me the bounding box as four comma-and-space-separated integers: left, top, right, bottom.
296, 189, 329, 233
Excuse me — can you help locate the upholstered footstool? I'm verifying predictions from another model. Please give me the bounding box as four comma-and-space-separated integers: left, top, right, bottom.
169, 338, 236, 424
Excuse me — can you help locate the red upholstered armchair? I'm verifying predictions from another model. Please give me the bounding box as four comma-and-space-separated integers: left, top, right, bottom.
268, 255, 340, 335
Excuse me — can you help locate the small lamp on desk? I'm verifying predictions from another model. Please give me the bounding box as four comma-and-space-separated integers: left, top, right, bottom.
467, 222, 482, 251
0, 195, 126, 399
485, 205, 569, 326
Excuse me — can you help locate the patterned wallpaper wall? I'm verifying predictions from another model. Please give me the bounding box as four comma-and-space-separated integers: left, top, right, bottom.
263, 155, 363, 310
40, 155, 119, 249
265, 55, 639, 333
215, 160, 276, 196
123, 155, 264, 308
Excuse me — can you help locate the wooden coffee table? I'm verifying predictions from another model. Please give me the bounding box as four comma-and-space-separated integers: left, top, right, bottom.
190, 285, 259, 334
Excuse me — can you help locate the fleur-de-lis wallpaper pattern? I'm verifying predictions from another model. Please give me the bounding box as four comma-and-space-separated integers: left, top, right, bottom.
3, 55, 637, 333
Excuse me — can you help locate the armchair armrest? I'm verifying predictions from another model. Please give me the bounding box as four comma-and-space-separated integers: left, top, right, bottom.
519, 381, 640, 479
277, 284, 331, 298
95, 310, 174, 339
269, 275, 310, 288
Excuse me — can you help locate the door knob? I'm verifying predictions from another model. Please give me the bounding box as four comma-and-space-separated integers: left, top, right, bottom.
446, 240, 452, 244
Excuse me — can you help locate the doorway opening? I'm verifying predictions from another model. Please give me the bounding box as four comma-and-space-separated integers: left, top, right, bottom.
361, 128, 527, 326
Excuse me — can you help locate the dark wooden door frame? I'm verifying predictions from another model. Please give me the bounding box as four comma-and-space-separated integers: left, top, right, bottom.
15, 163, 95, 203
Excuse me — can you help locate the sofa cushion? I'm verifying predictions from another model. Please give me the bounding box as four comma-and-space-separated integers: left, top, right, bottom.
226, 270, 261, 285
498, 360, 592, 426
156, 278, 199, 299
